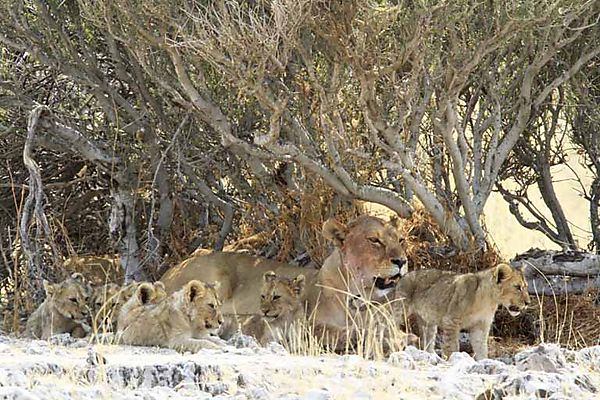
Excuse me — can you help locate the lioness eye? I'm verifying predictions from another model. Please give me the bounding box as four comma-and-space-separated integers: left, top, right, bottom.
273, 295, 281, 300
368, 237, 382, 246
208, 303, 215, 309
69, 298, 78, 303
514, 285, 521, 290
261, 295, 265, 299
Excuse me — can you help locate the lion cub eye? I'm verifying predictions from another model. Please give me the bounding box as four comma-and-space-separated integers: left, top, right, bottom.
261, 295, 266, 299
69, 297, 78, 303
514, 284, 522, 291
273, 295, 281, 300
368, 237, 382, 246
208, 303, 215, 309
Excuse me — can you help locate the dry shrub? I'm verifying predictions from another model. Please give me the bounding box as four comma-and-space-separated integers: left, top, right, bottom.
534, 289, 600, 349
399, 207, 501, 273
234, 177, 363, 265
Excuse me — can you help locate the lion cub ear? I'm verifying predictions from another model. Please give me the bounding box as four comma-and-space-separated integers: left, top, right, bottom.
185, 280, 207, 303
494, 263, 513, 284
211, 281, 221, 291
292, 274, 305, 295
135, 282, 155, 305
264, 271, 277, 283
322, 218, 348, 247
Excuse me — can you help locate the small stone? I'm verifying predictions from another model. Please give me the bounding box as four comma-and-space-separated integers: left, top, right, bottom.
404, 345, 443, 365
304, 389, 331, 400
515, 344, 567, 373
448, 352, 475, 366
466, 359, 509, 375
387, 351, 416, 369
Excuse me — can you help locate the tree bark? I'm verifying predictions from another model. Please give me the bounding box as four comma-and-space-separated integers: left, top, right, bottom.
511, 249, 600, 296
109, 187, 145, 283
590, 176, 600, 253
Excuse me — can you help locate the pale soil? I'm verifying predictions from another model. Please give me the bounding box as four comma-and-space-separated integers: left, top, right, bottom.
0, 333, 599, 400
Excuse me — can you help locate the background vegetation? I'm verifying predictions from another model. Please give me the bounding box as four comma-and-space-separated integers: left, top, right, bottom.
1, 1, 600, 337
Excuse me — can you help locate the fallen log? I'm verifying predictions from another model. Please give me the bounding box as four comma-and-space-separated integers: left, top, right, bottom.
510, 248, 600, 297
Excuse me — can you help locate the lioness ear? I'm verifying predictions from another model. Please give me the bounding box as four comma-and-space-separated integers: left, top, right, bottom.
70, 272, 86, 284
494, 263, 513, 284
388, 215, 402, 230
185, 280, 206, 303
264, 271, 277, 283
136, 283, 155, 305
43, 280, 55, 295
322, 218, 347, 247
293, 274, 305, 295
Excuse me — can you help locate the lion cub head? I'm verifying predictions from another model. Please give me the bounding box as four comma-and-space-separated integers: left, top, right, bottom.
91, 283, 121, 314
176, 280, 223, 333
116, 281, 168, 332
44, 272, 90, 321
493, 263, 531, 316
260, 271, 305, 319
323, 215, 408, 296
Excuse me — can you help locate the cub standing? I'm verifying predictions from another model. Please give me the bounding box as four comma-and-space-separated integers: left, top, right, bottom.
394, 263, 530, 360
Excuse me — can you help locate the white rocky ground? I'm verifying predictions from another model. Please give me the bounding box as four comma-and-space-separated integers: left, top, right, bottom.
0, 333, 599, 399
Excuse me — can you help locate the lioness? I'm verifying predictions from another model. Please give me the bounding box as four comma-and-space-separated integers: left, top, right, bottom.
63, 255, 123, 285
393, 263, 530, 360
242, 271, 306, 345
118, 280, 224, 352
25, 273, 91, 339
161, 215, 408, 347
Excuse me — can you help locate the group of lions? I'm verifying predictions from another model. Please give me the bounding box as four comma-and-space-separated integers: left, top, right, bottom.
25, 215, 531, 360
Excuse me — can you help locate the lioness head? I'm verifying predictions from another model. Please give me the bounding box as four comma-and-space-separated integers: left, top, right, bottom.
323, 215, 407, 295
260, 271, 305, 319
493, 263, 531, 317
43, 272, 90, 321
181, 280, 223, 332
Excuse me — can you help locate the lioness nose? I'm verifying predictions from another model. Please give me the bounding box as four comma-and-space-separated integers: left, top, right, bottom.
391, 258, 406, 268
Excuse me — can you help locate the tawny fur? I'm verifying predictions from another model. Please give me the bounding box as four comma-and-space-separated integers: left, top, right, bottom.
25, 273, 91, 339
242, 271, 305, 345
116, 281, 167, 333
89, 282, 121, 332
393, 263, 531, 360
118, 280, 224, 352
161, 215, 408, 348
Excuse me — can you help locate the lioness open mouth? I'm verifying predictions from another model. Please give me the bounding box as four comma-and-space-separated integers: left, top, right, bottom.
506, 305, 521, 317
374, 273, 401, 290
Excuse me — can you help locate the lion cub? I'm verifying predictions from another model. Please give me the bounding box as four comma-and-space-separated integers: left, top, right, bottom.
25, 273, 91, 339
116, 281, 168, 333
394, 263, 530, 360
118, 280, 224, 352
242, 271, 305, 346
89, 283, 121, 332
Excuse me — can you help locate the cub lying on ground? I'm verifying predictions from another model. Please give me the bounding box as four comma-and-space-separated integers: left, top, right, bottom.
242, 271, 306, 346
393, 263, 530, 360
25, 273, 91, 339
117, 280, 224, 352
115, 281, 167, 334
